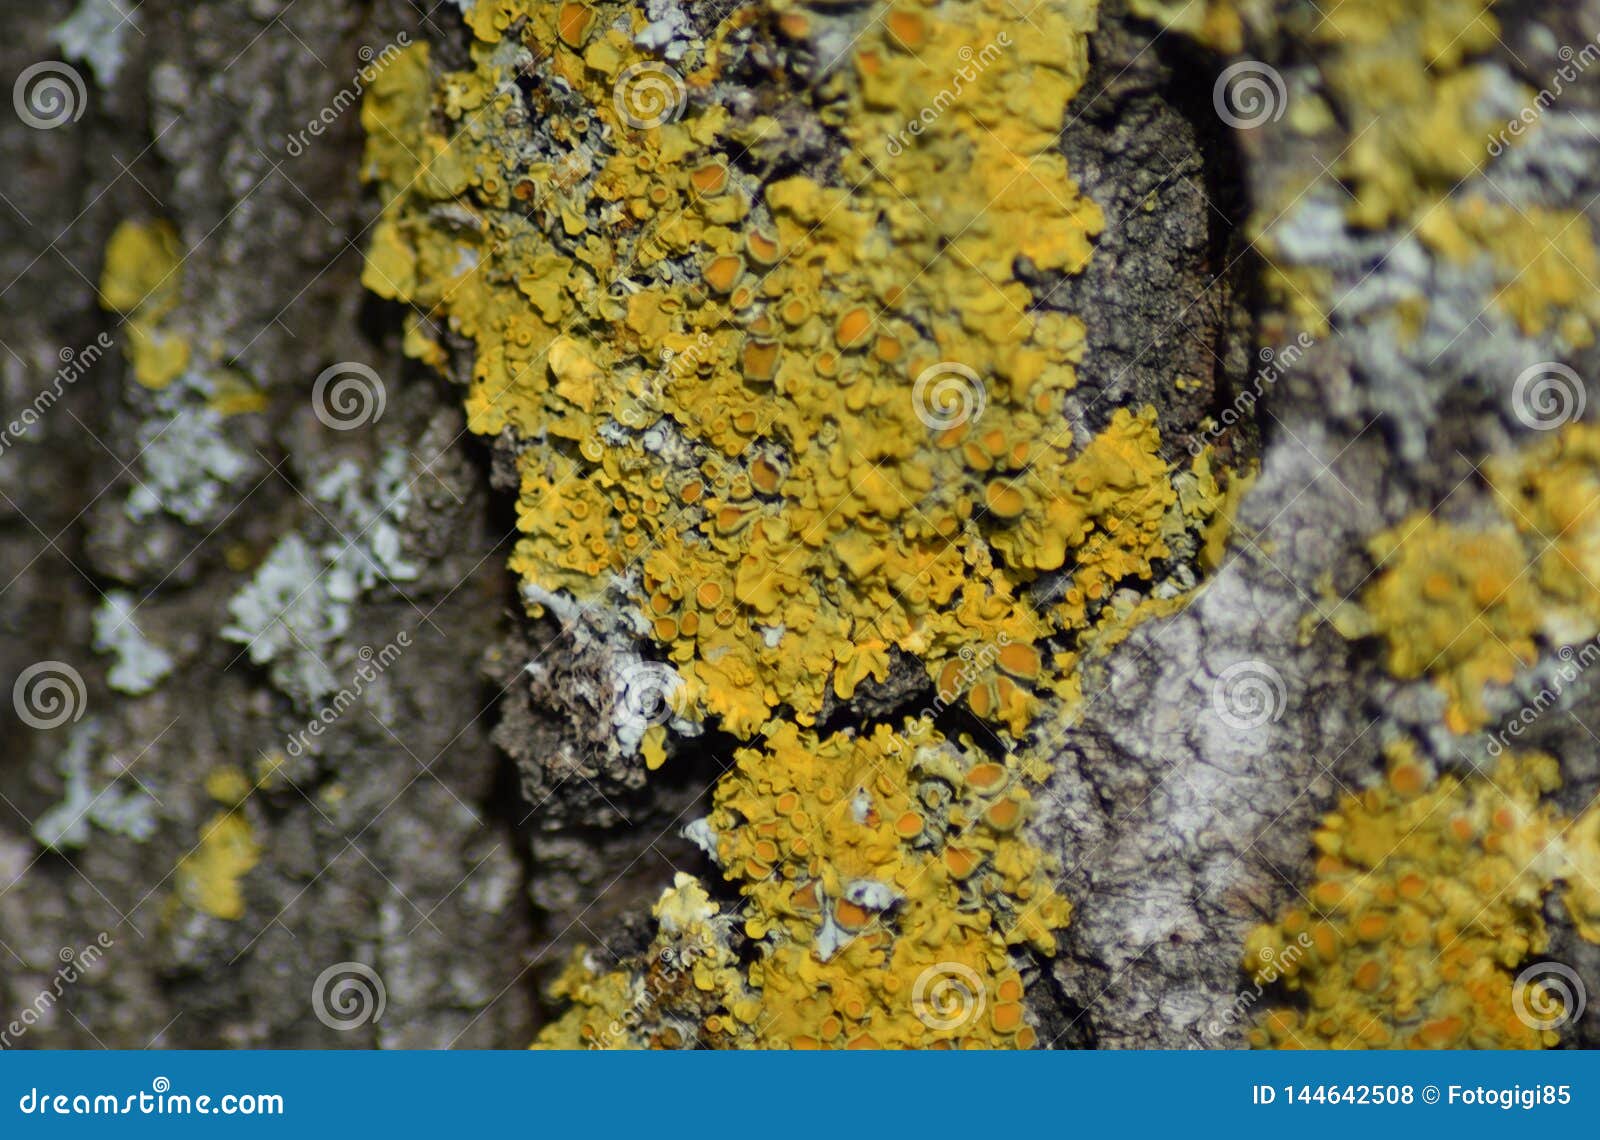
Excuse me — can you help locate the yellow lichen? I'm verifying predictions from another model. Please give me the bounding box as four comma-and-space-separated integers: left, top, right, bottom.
541, 722, 1068, 1049
99, 219, 191, 390
1335, 423, 1600, 732
175, 810, 261, 922
1418, 197, 1600, 348
1247, 742, 1600, 1049
363, 0, 1237, 1047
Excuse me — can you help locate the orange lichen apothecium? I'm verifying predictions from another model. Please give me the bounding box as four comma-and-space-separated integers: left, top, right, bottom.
362, 0, 1237, 1047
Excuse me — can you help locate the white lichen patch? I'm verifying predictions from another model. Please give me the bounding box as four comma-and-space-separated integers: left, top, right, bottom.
91, 591, 174, 695
126, 405, 250, 524
52, 0, 138, 86
33, 721, 158, 850
223, 446, 419, 708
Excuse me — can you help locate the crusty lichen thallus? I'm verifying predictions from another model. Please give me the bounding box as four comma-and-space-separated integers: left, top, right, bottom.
363, 0, 1238, 1047
1335, 423, 1600, 734
1246, 743, 1600, 1049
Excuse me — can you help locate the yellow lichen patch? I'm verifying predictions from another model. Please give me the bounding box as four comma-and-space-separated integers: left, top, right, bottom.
100, 219, 182, 314
1158, 0, 1500, 230
1336, 424, 1600, 732
1419, 198, 1600, 347
360, 0, 1233, 743
99, 219, 191, 389
366, 0, 1239, 1049
1286, 0, 1498, 232
540, 720, 1071, 1049
174, 810, 261, 921
204, 764, 254, 807
536, 873, 753, 1049
712, 720, 1068, 1046
1247, 744, 1600, 1049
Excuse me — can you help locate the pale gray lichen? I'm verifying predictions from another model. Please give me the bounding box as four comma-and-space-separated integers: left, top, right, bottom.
309, 446, 420, 588
51, 0, 138, 87
223, 531, 345, 706
126, 405, 250, 524
634, 0, 693, 61
222, 446, 418, 709
91, 590, 174, 695
680, 818, 719, 861
33, 721, 158, 850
